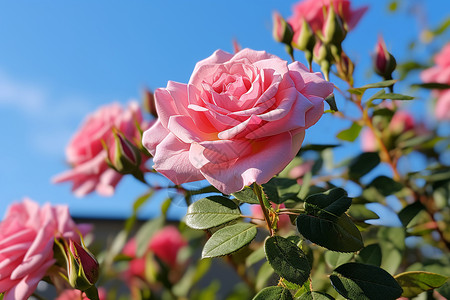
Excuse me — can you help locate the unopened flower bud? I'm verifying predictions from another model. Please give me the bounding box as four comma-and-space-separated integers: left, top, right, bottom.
373, 36, 397, 80
106, 129, 142, 175
143, 89, 157, 118
66, 239, 99, 291
272, 11, 294, 45
336, 51, 355, 85
322, 6, 347, 46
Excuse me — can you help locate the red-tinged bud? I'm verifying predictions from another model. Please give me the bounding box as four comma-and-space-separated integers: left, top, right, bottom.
322, 6, 347, 46
272, 11, 294, 45
389, 111, 415, 135
143, 89, 157, 118
336, 51, 355, 85
106, 129, 142, 175
373, 35, 397, 80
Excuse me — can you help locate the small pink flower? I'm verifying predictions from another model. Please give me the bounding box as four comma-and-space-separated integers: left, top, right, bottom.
289, 160, 315, 179
0, 199, 90, 300
360, 128, 377, 152
142, 48, 334, 194
421, 43, 450, 120
149, 226, 187, 267
56, 287, 106, 300
288, 0, 368, 39
53, 102, 151, 197
390, 111, 415, 134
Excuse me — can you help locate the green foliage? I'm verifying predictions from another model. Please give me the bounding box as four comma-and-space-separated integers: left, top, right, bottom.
347, 80, 397, 96
202, 223, 257, 258
135, 216, 165, 257
348, 152, 380, 180
330, 263, 403, 300
336, 122, 362, 142
394, 271, 448, 298
253, 286, 293, 300
296, 291, 334, 300
367, 176, 403, 196
355, 244, 382, 267
296, 188, 363, 252
261, 178, 300, 204
264, 236, 311, 286
378, 227, 405, 274
185, 196, 241, 229
232, 186, 260, 204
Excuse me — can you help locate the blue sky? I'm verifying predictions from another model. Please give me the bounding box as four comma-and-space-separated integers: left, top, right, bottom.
0, 0, 448, 220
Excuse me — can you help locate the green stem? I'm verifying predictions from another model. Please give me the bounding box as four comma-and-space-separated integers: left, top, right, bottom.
252, 184, 274, 236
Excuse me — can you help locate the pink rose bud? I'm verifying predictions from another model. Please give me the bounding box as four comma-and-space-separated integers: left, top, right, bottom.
373, 35, 397, 80
272, 11, 294, 45
106, 129, 142, 176
143, 89, 157, 118
322, 5, 347, 46
65, 239, 99, 291
149, 226, 187, 267
389, 111, 415, 134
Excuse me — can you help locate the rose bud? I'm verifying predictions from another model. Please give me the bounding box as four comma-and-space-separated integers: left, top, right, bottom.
321, 6, 347, 46
143, 89, 157, 118
272, 11, 294, 45
292, 18, 315, 69
64, 239, 99, 291
106, 129, 142, 176
373, 35, 397, 80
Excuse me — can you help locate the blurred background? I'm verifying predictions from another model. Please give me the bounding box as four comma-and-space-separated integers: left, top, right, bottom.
0, 0, 448, 220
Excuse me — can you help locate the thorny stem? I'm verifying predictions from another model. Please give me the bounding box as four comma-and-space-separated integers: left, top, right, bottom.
252, 184, 274, 236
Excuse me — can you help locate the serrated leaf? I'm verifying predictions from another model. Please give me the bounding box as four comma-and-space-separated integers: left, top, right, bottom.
264, 236, 311, 286
367, 176, 403, 196
330, 262, 403, 300
348, 152, 380, 179
185, 196, 241, 229
347, 80, 397, 96
336, 122, 362, 142
398, 201, 425, 227
296, 213, 363, 252
304, 188, 352, 220
347, 204, 379, 222
296, 291, 334, 300
202, 223, 257, 258
395, 271, 448, 298
232, 186, 259, 204
355, 244, 382, 267
262, 177, 300, 204
253, 286, 293, 300
325, 251, 354, 269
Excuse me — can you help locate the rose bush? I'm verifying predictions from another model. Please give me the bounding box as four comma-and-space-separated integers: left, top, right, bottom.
53, 102, 150, 197
143, 48, 333, 194
421, 42, 450, 120
0, 199, 90, 300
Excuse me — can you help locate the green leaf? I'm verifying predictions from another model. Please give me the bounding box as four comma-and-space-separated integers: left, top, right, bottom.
246, 246, 265, 267
325, 93, 338, 112
347, 80, 397, 96
355, 244, 382, 267
124, 191, 153, 232
232, 186, 259, 204
367, 176, 403, 196
296, 291, 334, 300
256, 261, 274, 291
395, 271, 448, 298
264, 236, 311, 286
412, 82, 450, 90
296, 213, 363, 252
262, 177, 300, 204
253, 286, 293, 300
398, 201, 425, 227
336, 122, 362, 142
324, 251, 354, 269
185, 196, 241, 229
432, 17, 450, 35
202, 223, 257, 258
378, 227, 405, 274
136, 216, 165, 257
303, 188, 352, 220
372, 93, 414, 101
330, 262, 403, 300
348, 152, 380, 179
347, 204, 379, 222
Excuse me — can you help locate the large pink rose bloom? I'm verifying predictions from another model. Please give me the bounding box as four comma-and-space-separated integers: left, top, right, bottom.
0, 199, 90, 300
143, 48, 334, 194
288, 0, 368, 40
421, 43, 450, 120
53, 101, 150, 197
56, 288, 106, 300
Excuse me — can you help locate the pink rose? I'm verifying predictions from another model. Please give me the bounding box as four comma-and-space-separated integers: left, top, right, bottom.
421, 43, 450, 120
53, 102, 150, 197
143, 48, 333, 194
148, 226, 187, 267
56, 288, 106, 300
288, 0, 368, 39
360, 128, 377, 152
0, 199, 90, 300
